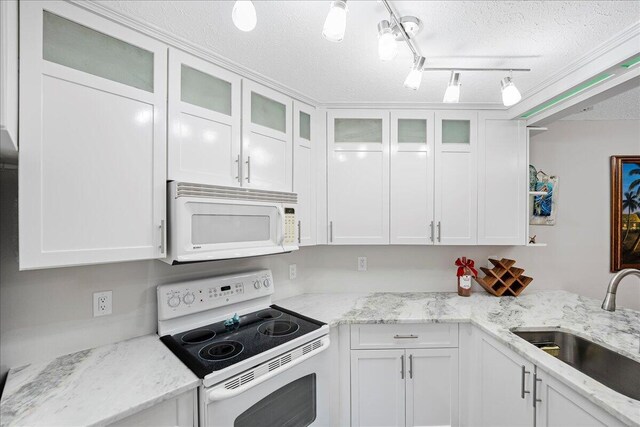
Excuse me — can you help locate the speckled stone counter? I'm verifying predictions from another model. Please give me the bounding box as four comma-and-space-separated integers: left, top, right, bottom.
276, 290, 640, 426
0, 335, 200, 427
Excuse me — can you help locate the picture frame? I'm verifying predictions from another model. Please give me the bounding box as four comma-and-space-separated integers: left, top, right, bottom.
610, 155, 640, 272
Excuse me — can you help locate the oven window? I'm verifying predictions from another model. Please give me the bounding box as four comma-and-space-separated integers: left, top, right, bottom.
192, 214, 270, 244
234, 374, 316, 427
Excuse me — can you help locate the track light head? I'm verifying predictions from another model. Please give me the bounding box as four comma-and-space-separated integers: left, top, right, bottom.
443, 72, 461, 103
500, 76, 522, 106
232, 1, 257, 32
404, 56, 425, 90
322, 0, 348, 43
377, 20, 398, 61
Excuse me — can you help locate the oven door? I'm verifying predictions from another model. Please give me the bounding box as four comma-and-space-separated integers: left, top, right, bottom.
174, 197, 286, 262
201, 345, 330, 427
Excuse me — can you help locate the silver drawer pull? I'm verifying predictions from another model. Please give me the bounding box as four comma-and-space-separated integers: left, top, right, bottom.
393, 334, 418, 339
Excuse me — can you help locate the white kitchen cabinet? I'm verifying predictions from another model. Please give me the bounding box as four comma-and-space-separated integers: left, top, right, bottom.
242, 80, 293, 192
168, 48, 241, 186
406, 348, 459, 427
351, 349, 406, 427
478, 117, 527, 245
0, 0, 18, 161
293, 101, 316, 246
110, 389, 196, 427
327, 110, 390, 244
390, 111, 435, 244
434, 111, 478, 245
534, 367, 624, 427
476, 331, 534, 426
19, 1, 167, 269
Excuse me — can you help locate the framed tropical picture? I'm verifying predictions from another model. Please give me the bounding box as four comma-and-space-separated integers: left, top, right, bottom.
611, 156, 640, 272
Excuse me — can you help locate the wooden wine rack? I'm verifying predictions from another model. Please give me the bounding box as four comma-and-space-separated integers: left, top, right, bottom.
473, 258, 533, 297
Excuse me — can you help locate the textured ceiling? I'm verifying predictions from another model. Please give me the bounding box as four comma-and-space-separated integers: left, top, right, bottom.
563, 85, 640, 120
98, 1, 640, 105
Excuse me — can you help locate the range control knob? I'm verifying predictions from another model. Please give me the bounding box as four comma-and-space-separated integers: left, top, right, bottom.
263, 278, 271, 288
183, 292, 195, 305
253, 280, 261, 290
168, 294, 181, 308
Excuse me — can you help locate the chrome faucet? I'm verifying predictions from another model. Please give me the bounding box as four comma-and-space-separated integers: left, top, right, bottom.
601, 268, 640, 311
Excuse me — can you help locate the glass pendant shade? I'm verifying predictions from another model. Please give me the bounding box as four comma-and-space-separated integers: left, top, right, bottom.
322, 1, 348, 42
443, 72, 461, 103
404, 56, 425, 90
501, 76, 522, 106
377, 20, 397, 61
232, 1, 257, 32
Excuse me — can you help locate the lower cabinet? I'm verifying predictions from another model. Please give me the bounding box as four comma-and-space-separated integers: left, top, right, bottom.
351, 348, 459, 427
109, 389, 197, 427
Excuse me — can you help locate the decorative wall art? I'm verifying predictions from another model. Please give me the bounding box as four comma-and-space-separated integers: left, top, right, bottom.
610, 156, 640, 272
530, 170, 558, 226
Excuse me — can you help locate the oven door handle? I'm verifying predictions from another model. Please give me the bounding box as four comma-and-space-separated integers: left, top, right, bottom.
206, 335, 330, 403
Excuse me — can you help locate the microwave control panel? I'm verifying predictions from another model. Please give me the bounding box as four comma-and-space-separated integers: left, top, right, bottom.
284, 207, 296, 245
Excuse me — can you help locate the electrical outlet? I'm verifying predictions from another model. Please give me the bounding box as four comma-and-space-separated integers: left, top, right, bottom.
289, 264, 297, 280
358, 256, 367, 272
93, 291, 112, 317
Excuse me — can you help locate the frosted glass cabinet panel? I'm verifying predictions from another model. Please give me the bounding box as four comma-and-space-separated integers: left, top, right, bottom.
442, 119, 471, 144
43, 10, 154, 92
20, 1, 167, 269
391, 111, 434, 245
180, 64, 232, 115
242, 80, 292, 192
251, 92, 287, 133
168, 48, 241, 186
328, 110, 389, 244
294, 101, 316, 246
299, 111, 311, 141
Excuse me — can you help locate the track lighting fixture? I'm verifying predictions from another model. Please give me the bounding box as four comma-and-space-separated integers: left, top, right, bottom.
232, 1, 257, 32
404, 56, 425, 90
443, 72, 461, 103
377, 20, 398, 61
500, 75, 522, 107
322, 0, 348, 43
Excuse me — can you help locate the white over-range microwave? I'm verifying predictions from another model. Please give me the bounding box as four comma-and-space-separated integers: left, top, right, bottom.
163, 182, 298, 264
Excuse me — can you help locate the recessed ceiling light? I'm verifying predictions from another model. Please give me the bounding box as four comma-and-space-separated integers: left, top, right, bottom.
231, 1, 257, 32
322, 0, 348, 43
443, 72, 461, 103
404, 56, 425, 90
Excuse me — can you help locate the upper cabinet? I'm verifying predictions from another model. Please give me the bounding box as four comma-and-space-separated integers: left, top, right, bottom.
168, 48, 242, 186
390, 111, 435, 244
19, 1, 167, 269
294, 101, 317, 246
327, 110, 390, 244
242, 80, 293, 192
434, 111, 478, 245
0, 0, 18, 161
478, 117, 527, 245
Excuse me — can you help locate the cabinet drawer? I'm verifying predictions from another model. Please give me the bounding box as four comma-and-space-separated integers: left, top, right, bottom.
350, 323, 458, 349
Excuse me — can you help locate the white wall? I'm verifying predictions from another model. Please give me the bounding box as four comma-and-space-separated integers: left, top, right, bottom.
1, 119, 638, 382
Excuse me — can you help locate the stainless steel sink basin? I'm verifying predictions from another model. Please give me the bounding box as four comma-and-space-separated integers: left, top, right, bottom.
512, 329, 640, 400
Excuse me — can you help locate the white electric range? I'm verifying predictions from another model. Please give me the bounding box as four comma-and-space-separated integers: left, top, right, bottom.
157, 270, 330, 427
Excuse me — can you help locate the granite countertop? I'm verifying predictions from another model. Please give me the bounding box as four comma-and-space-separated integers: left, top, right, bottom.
0, 335, 200, 427
277, 290, 640, 426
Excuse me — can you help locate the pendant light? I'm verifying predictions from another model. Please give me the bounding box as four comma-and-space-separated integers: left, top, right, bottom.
404, 56, 425, 90
232, 1, 257, 32
377, 20, 397, 61
500, 75, 522, 106
322, 0, 348, 43
443, 72, 461, 103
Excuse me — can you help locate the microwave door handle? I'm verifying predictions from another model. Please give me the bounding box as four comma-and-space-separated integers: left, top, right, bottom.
277, 206, 285, 246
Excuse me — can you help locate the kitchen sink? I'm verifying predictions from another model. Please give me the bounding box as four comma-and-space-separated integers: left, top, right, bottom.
511, 329, 640, 401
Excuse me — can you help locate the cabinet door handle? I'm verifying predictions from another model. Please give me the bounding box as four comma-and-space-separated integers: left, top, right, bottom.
329, 221, 333, 243
437, 221, 442, 242
400, 354, 405, 379
533, 373, 542, 408
429, 221, 434, 242
159, 220, 165, 254
297, 220, 301, 244
409, 354, 413, 379
393, 334, 418, 339
521, 365, 531, 399
235, 155, 241, 183
245, 156, 251, 183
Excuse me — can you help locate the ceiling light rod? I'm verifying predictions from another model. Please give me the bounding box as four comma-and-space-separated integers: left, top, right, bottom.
380, 0, 420, 59
422, 67, 531, 72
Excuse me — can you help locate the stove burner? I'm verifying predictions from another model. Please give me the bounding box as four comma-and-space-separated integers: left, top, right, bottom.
199, 341, 244, 362
258, 320, 300, 337
256, 309, 283, 320
181, 329, 216, 344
